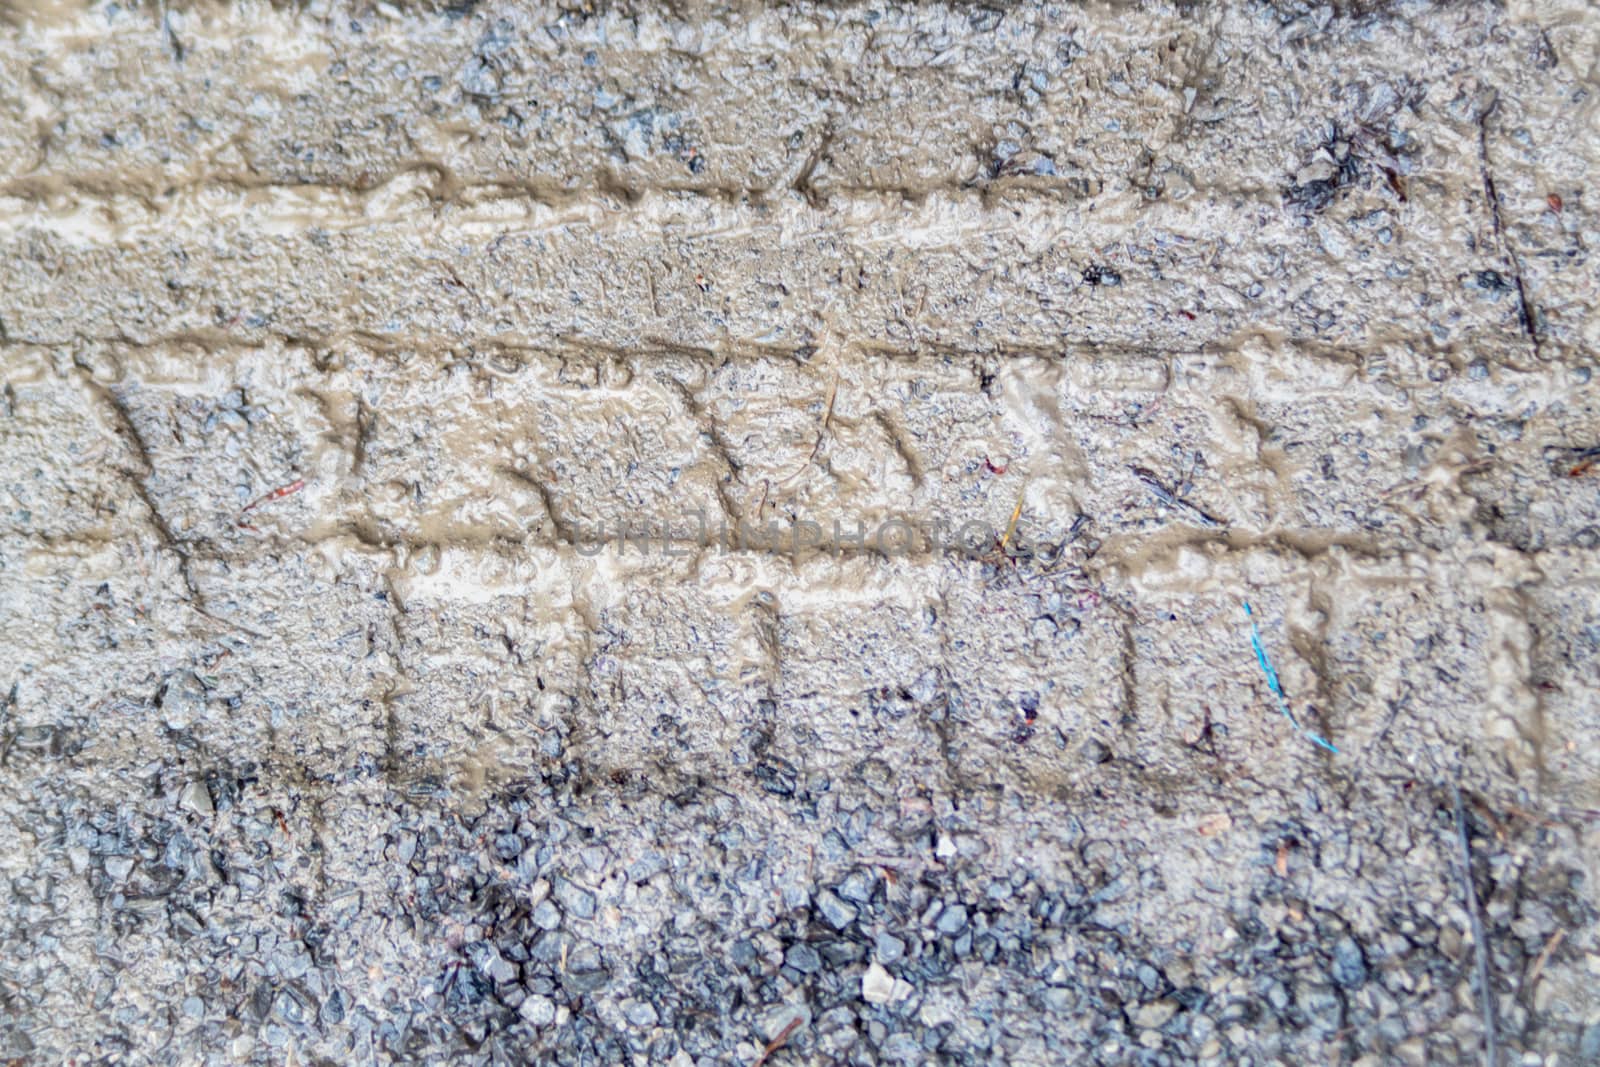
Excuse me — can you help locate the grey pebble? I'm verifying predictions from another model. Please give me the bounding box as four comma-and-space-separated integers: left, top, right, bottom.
532, 899, 562, 931
935, 903, 969, 936
785, 942, 822, 974
836, 870, 874, 905
519, 995, 556, 1027
1331, 935, 1368, 988
551, 876, 596, 920
626, 851, 667, 882
816, 889, 857, 930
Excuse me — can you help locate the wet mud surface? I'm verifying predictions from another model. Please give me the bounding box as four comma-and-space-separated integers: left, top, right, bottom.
1, 0, 1599, 1063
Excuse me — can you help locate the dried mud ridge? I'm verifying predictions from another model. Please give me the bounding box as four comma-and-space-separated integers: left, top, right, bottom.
2, 1, 1599, 1064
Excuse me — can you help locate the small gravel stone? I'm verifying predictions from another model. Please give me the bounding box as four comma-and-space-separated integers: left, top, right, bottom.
552, 876, 596, 920
178, 780, 213, 816
519, 995, 556, 1027
1331, 935, 1368, 988
273, 991, 305, 1024
1580, 1021, 1600, 1060
477, 945, 517, 984
816, 890, 857, 930
759, 1003, 811, 1042
875, 932, 906, 965
935, 903, 969, 936
493, 832, 524, 860
532, 899, 562, 930
567, 940, 604, 975
627, 851, 667, 882
862, 962, 895, 1004
1134, 999, 1178, 1029
818, 939, 863, 966
836, 871, 873, 905
785, 942, 822, 974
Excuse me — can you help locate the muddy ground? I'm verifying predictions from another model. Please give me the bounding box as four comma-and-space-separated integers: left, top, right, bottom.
1, 0, 1599, 1063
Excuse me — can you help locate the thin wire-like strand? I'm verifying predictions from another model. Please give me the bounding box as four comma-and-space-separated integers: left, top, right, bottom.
1244, 601, 1339, 754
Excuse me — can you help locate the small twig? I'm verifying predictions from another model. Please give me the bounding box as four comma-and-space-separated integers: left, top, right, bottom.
778, 377, 838, 486
441, 262, 484, 310
752, 1015, 803, 1067
1452, 781, 1500, 1067
1549, 445, 1600, 478
188, 603, 269, 640
238, 477, 305, 523
1500, 803, 1562, 829
1526, 927, 1565, 988
1476, 96, 1543, 360
1131, 465, 1224, 528
1186, 705, 1223, 759
998, 488, 1026, 552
